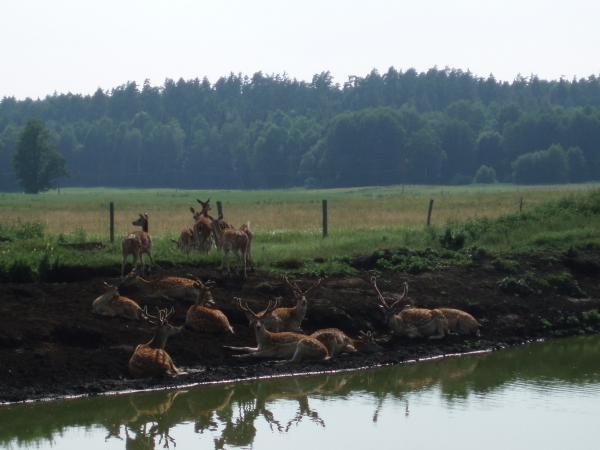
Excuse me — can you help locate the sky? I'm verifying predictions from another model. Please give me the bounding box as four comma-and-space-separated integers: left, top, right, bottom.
1, 0, 599, 100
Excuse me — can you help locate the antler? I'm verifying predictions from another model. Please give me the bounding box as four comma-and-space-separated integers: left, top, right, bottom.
371, 277, 408, 310
283, 276, 303, 294
283, 277, 324, 297
358, 330, 375, 341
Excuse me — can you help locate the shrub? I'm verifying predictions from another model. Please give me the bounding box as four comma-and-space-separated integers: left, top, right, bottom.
492, 258, 519, 273
546, 274, 586, 298
473, 165, 497, 184
438, 226, 467, 251
498, 276, 532, 296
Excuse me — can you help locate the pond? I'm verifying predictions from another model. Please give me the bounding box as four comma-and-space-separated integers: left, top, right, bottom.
1, 335, 599, 449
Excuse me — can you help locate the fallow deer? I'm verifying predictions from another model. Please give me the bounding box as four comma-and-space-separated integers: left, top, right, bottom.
255, 277, 324, 332
210, 213, 235, 249
238, 221, 254, 272
121, 213, 154, 278
92, 282, 142, 319
210, 216, 249, 280
129, 307, 185, 378
371, 277, 448, 339
310, 329, 383, 357
186, 280, 234, 334
225, 298, 328, 363
437, 308, 480, 336
171, 228, 194, 255
190, 198, 213, 253
122, 267, 213, 304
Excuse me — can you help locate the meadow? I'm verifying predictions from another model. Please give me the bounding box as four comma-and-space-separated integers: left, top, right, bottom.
1, 183, 600, 281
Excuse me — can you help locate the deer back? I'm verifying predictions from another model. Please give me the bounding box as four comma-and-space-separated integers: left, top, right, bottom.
310, 328, 356, 357
438, 308, 479, 336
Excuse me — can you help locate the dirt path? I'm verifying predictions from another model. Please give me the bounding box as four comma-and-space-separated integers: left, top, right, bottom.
2, 251, 600, 404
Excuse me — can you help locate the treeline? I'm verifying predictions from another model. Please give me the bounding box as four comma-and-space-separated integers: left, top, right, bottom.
1, 67, 600, 191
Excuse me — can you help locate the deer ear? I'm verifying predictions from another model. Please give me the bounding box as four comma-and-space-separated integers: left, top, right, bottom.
190, 207, 195, 213
144, 213, 148, 218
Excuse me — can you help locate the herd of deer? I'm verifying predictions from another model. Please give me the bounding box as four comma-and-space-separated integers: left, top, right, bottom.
92, 198, 480, 378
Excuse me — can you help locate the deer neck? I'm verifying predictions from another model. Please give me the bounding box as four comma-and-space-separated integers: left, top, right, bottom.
195, 288, 209, 306
254, 324, 274, 350
92, 290, 115, 307
146, 328, 169, 349
291, 298, 307, 321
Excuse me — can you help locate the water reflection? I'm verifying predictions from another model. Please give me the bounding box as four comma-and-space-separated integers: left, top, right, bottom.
2, 335, 600, 449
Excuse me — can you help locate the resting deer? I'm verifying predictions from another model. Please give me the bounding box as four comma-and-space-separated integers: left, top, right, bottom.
190, 198, 213, 253
186, 280, 234, 334
225, 298, 328, 363
255, 277, 323, 332
210, 216, 249, 280
122, 267, 212, 304
129, 307, 185, 378
238, 221, 254, 272
121, 213, 154, 278
171, 228, 194, 255
310, 329, 383, 357
371, 277, 448, 339
437, 308, 480, 336
92, 282, 142, 319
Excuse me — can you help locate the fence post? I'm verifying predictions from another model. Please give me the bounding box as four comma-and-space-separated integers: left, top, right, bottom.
426, 199, 434, 226
520, 197, 523, 212
110, 202, 114, 243
322, 199, 328, 238
217, 201, 223, 217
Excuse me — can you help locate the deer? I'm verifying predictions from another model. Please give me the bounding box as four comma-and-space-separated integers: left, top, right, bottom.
190, 198, 213, 253
396, 297, 480, 336
209, 216, 249, 280
129, 307, 186, 378
121, 267, 213, 304
121, 213, 154, 278
186, 280, 234, 334
171, 228, 194, 255
92, 281, 142, 319
371, 277, 448, 339
225, 298, 328, 363
238, 221, 254, 272
310, 329, 383, 357
254, 277, 324, 332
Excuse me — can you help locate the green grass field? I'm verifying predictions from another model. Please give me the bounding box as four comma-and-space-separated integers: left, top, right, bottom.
1, 183, 599, 281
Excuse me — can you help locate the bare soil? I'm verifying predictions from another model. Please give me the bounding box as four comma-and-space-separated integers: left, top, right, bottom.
2, 250, 600, 404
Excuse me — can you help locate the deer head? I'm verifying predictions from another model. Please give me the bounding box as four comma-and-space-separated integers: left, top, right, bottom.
371, 277, 408, 322
196, 198, 212, 215
236, 298, 280, 335
140, 306, 182, 348
192, 280, 217, 306
132, 213, 149, 228
283, 277, 323, 309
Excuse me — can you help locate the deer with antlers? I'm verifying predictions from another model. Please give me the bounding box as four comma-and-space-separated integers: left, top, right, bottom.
395, 297, 480, 336
190, 198, 213, 253
121, 213, 154, 278
129, 307, 185, 378
171, 228, 194, 255
92, 282, 142, 319
310, 329, 383, 357
371, 277, 448, 339
253, 277, 324, 332
186, 280, 234, 334
225, 298, 328, 363
210, 216, 249, 280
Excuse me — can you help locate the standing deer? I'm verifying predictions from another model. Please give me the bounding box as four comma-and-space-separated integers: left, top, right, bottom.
255, 277, 323, 332
310, 329, 383, 357
171, 228, 194, 255
190, 198, 213, 253
121, 213, 154, 278
92, 281, 142, 319
186, 280, 234, 334
121, 267, 211, 303
225, 298, 328, 363
129, 307, 185, 378
210, 216, 249, 280
371, 277, 448, 339
238, 221, 254, 272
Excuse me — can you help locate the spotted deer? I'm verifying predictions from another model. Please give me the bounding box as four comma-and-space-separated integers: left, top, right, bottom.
121, 213, 154, 278
210, 216, 249, 280
310, 329, 383, 357
255, 277, 324, 332
371, 277, 448, 339
129, 307, 185, 378
225, 298, 328, 363
190, 198, 213, 253
238, 221, 254, 272
171, 228, 194, 255
92, 282, 142, 319
122, 267, 212, 304
437, 308, 480, 336
186, 280, 234, 334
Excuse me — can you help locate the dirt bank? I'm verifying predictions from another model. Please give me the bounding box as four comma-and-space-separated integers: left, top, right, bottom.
2, 249, 600, 404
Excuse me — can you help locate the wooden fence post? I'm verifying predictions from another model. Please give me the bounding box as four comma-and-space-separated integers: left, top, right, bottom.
322, 200, 328, 238
110, 202, 114, 243
217, 201, 223, 217
520, 197, 523, 212
426, 199, 434, 226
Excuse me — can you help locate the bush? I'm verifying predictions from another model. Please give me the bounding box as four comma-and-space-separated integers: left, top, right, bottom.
546, 274, 586, 298
473, 165, 497, 184
438, 226, 467, 251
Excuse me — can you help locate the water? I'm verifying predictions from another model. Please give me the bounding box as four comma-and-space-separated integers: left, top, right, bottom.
2, 335, 600, 449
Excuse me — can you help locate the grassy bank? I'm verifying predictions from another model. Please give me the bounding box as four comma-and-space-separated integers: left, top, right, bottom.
1, 184, 600, 282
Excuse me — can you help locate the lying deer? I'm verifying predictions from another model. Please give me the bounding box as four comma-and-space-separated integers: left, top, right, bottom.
225, 298, 328, 363
255, 277, 324, 332
371, 277, 448, 339
310, 329, 383, 357
121, 213, 154, 278
398, 299, 480, 336
191, 199, 213, 254
92, 282, 142, 319
122, 267, 212, 304
129, 307, 185, 378
171, 228, 194, 255
210, 216, 249, 280
186, 280, 234, 334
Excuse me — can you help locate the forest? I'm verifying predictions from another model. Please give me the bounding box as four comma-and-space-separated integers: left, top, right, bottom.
1, 67, 600, 191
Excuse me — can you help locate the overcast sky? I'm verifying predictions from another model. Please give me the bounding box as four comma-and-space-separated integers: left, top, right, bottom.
1, 0, 599, 100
